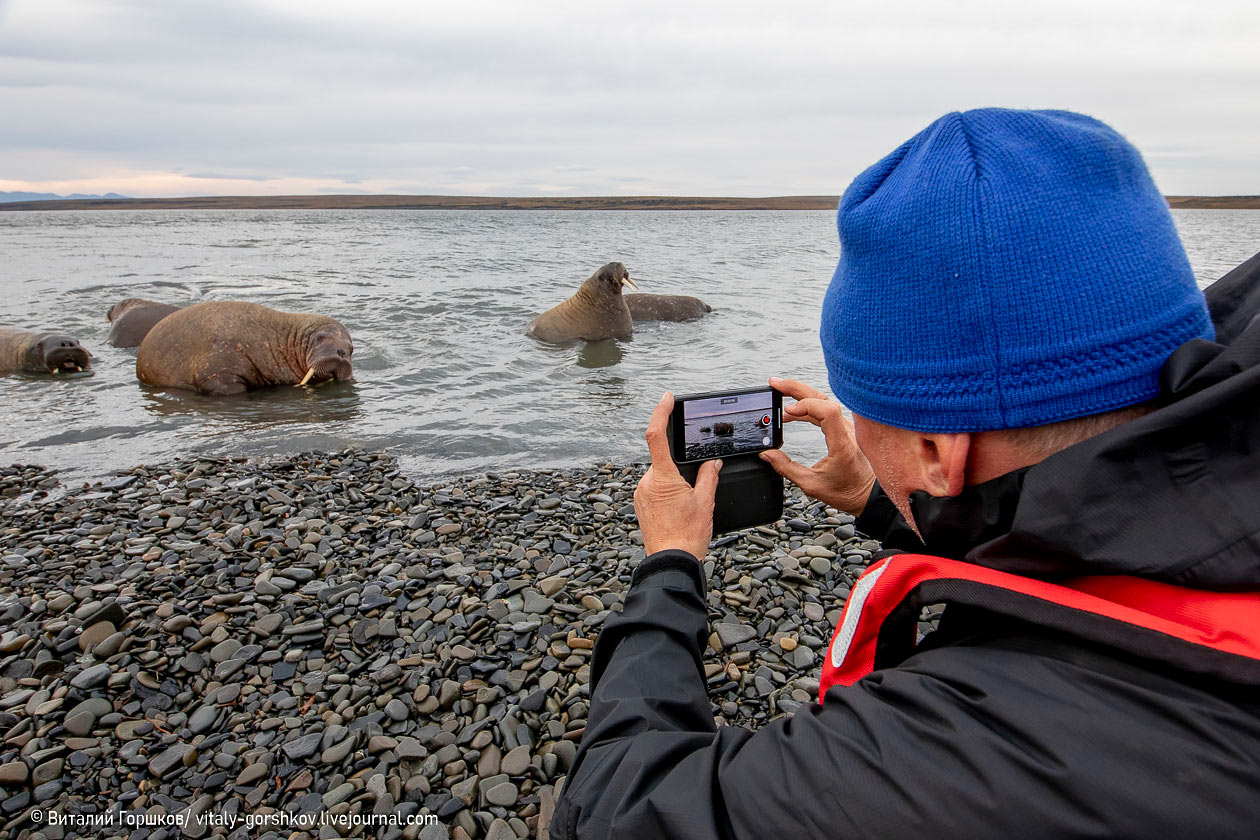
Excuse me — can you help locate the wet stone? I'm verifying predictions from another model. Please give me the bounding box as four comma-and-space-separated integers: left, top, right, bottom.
69, 663, 110, 689
236, 763, 269, 786
148, 743, 193, 778
283, 732, 323, 760
485, 781, 518, 807
0, 762, 27, 785
78, 620, 116, 652
501, 745, 531, 776
385, 698, 409, 721
188, 705, 219, 734
716, 623, 757, 648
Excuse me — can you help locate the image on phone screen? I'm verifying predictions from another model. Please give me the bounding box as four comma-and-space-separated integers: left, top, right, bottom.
681, 390, 777, 461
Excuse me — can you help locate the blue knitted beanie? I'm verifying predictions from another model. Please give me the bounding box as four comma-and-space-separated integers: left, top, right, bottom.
820, 108, 1213, 432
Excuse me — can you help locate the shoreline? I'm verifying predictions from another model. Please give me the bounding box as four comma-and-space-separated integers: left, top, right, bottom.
0, 449, 877, 837
1, 194, 1258, 212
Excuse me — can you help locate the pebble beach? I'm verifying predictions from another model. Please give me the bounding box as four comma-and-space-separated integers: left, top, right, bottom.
0, 450, 890, 840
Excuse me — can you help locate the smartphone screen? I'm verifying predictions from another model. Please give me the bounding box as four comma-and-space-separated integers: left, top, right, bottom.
671, 387, 783, 463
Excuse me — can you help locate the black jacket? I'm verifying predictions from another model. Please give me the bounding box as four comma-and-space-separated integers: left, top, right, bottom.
551, 254, 1260, 840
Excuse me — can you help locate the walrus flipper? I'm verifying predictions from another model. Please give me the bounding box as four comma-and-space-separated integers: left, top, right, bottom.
195, 371, 250, 396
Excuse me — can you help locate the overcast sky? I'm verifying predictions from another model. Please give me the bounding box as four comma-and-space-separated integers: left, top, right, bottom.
2, 0, 1258, 198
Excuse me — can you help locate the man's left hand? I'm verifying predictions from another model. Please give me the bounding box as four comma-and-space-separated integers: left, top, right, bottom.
634, 392, 723, 560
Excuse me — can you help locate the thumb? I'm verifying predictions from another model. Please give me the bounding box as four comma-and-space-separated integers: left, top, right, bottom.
694, 458, 723, 500
760, 449, 814, 489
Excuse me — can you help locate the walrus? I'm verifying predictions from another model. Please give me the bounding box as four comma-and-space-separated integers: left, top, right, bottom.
527, 262, 638, 343
0, 328, 93, 376
136, 301, 353, 395
107, 298, 182, 348
625, 293, 711, 322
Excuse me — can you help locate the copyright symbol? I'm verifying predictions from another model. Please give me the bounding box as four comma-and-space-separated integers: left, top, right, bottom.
30, 809, 43, 823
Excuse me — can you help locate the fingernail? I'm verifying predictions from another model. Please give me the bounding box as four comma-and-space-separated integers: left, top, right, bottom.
714, 459, 723, 471
769, 377, 781, 384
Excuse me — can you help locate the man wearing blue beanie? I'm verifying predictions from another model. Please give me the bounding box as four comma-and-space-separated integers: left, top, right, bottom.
552, 109, 1260, 839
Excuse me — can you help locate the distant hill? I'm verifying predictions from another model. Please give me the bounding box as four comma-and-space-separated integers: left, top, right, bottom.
0, 190, 129, 203
0, 193, 1255, 211
0, 194, 843, 211
1165, 196, 1260, 210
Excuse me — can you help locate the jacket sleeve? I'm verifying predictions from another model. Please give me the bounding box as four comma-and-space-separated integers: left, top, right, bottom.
548, 549, 912, 840
854, 481, 925, 551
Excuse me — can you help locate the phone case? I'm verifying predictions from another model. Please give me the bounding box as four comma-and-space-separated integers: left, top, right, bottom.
677, 453, 784, 535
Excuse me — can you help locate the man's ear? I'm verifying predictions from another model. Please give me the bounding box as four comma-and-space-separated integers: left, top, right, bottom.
917, 433, 972, 497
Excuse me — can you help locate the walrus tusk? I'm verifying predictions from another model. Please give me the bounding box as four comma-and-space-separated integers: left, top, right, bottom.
623, 276, 639, 291
298, 367, 315, 386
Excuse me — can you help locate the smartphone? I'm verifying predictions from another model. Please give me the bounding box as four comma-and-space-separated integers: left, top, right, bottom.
670, 387, 783, 464
666, 386, 785, 535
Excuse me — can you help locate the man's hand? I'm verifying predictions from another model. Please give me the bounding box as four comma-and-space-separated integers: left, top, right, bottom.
760, 377, 876, 516
634, 392, 723, 560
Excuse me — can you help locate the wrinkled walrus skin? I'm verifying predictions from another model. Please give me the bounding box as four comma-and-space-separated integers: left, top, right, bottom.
136, 301, 354, 395
107, 298, 183, 348
0, 328, 93, 376
625, 293, 712, 322
526, 262, 638, 343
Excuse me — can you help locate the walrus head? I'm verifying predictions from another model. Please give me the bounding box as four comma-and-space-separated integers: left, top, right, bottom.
298, 323, 354, 386
37, 335, 92, 374
589, 262, 638, 297
106, 298, 146, 323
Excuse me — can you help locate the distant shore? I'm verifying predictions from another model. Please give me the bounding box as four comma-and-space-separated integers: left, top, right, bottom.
2, 194, 1257, 212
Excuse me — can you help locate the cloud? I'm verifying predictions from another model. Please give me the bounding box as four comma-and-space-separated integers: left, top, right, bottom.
1, 0, 1258, 196
186, 172, 278, 182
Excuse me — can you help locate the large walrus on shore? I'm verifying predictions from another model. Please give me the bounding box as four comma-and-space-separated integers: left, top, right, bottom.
527, 262, 638, 343
0, 328, 93, 376
625, 293, 712, 322
137, 301, 353, 395
107, 298, 183, 348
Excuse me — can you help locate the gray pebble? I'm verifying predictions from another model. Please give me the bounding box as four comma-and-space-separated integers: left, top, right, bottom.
485, 781, 519, 806
716, 623, 757, 647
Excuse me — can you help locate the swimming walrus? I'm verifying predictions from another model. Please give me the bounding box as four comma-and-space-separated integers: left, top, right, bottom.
136, 301, 354, 395
0, 328, 93, 376
625, 293, 712, 322
107, 298, 183, 348
527, 262, 639, 343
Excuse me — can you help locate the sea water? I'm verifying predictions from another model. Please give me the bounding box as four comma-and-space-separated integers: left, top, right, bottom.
1, 208, 1257, 481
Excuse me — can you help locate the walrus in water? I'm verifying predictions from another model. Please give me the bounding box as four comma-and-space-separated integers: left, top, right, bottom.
107, 298, 182, 348
0, 328, 93, 376
527, 262, 638, 343
625, 293, 711, 322
137, 301, 353, 395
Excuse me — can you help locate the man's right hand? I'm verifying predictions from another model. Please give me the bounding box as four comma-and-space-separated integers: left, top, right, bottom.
760, 377, 877, 516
